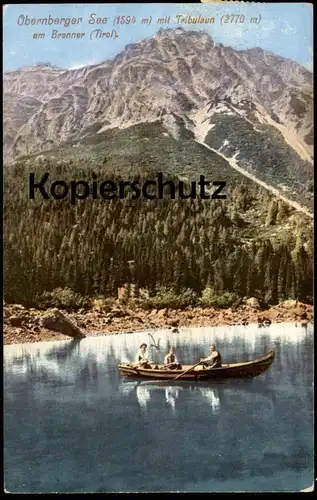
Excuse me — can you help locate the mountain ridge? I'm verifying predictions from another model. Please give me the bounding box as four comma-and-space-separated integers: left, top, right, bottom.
4, 28, 313, 154
4, 28, 313, 209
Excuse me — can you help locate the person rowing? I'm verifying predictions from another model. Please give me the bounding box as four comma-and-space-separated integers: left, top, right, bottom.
195, 344, 222, 370
164, 347, 182, 370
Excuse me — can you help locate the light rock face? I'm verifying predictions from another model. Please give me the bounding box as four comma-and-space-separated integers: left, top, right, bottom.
246, 298, 261, 310
3, 29, 313, 160
41, 308, 86, 339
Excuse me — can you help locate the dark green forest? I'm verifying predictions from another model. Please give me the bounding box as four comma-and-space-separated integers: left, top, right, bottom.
4, 159, 313, 310
205, 114, 314, 210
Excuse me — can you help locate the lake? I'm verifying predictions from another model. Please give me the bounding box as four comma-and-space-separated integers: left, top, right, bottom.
4, 322, 314, 493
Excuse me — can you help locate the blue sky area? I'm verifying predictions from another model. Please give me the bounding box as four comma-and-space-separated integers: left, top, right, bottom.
3, 3, 313, 72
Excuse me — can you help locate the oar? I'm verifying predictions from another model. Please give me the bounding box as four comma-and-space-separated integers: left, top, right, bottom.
161, 361, 202, 385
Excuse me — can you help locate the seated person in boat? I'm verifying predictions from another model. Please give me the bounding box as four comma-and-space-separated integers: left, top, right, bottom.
134, 343, 152, 369
199, 344, 222, 369
164, 347, 182, 370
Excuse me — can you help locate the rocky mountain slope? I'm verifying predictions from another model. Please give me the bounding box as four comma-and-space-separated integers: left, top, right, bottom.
4, 28, 313, 207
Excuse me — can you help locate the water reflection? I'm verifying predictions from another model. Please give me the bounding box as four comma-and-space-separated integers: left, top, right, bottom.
45, 338, 82, 361
118, 378, 277, 417
4, 323, 314, 493
4, 323, 313, 372
198, 386, 220, 413
136, 384, 151, 412
165, 386, 180, 413
4, 323, 313, 404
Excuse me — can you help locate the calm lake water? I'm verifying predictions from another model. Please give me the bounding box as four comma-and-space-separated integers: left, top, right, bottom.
4, 323, 314, 493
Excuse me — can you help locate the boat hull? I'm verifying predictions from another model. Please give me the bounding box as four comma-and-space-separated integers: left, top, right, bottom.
118, 350, 275, 380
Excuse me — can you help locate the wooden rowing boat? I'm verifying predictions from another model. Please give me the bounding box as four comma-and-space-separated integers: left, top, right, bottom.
118, 349, 275, 380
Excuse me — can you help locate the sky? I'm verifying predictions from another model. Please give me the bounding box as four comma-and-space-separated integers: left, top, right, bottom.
3, 3, 313, 72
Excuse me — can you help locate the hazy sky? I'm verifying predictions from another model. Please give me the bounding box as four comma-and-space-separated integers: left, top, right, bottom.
3, 3, 313, 72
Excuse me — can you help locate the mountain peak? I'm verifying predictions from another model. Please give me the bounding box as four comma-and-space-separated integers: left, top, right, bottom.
5, 62, 65, 76
35, 62, 65, 70
3, 29, 313, 164
155, 26, 211, 39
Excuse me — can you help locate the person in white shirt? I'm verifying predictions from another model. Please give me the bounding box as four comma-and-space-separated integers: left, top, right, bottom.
134, 343, 152, 369
164, 347, 182, 370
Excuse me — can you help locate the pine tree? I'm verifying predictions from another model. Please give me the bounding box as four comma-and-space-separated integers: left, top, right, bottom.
265, 200, 278, 226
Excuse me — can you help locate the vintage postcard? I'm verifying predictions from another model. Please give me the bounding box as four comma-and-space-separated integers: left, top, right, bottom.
3, 2, 314, 493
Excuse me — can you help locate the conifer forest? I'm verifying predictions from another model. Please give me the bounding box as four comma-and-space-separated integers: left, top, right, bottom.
4, 158, 313, 310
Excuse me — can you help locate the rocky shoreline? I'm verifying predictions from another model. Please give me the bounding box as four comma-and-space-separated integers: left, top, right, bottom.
3, 299, 313, 345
